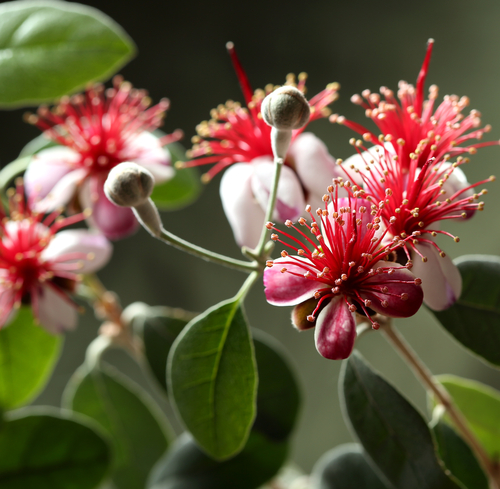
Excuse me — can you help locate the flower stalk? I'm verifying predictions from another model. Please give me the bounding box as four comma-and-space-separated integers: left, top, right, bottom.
381, 320, 500, 489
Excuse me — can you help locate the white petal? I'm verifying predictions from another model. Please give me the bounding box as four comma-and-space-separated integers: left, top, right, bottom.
289, 132, 339, 197
412, 241, 462, 311
33, 168, 87, 214
251, 158, 305, 222
35, 284, 77, 334
220, 163, 265, 248
24, 147, 80, 205
122, 132, 173, 183
42, 229, 112, 273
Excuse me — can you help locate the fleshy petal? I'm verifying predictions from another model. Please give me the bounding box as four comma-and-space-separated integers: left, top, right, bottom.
264, 257, 319, 306
123, 132, 174, 183
359, 260, 423, 317
32, 167, 87, 214
24, 147, 80, 206
42, 229, 112, 274
220, 163, 265, 248
80, 176, 139, 240
250, 158, 305, 222
314, 295, 356, 360
289, 132, 339, 197
411, 242, 462, 311
35, 284, 77, 334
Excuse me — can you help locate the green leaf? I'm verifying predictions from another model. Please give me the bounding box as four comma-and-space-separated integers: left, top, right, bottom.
0, 307, 62, 409
63, 362, 171, 489
251, 329, 300, 441
341, 352, 461, 489
147, 330, 299, 488
431, 375, 500, 461
432, 421, 488, 489
0, 406, 111, 488
150, 142, 201, 210
311, 444, 389, 489
148, 431, 287, 489
130, 303, 193, 392
0, 1, 135, 107
0, 156, 32, 195
167, 298, 257, 460
432, 255, 500, 366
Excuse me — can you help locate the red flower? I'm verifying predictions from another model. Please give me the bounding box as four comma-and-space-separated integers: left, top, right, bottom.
0, 182, 111, 333
24, 76, 181, 240
264, 184, 423, 360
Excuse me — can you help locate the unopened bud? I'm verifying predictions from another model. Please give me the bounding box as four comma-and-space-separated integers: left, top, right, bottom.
104, 162, 155, 208
261, 86, 310, 131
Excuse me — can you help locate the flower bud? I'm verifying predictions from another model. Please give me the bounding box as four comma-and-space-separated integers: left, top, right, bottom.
104, 162, 155, 208
261, 86, 310, 131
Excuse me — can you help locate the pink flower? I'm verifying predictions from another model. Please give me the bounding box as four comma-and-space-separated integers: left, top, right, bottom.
0, 183, 112, 334
333, 39, 497, 173
24, 77, 180, 240
263, 187, 423, 360
333, 40, 498, 310
182, 43, 340, 248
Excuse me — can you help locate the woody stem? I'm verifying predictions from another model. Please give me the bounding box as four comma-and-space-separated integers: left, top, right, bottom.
381, 320, 499, 489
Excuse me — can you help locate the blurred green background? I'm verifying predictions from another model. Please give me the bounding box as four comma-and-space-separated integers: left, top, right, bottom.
1, 0, 500, 474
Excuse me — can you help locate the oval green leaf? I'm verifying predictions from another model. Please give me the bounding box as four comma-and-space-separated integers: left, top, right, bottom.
167, 298, 257, 460
0, 0, 135, 107
63, 362, 171, 489
148, 431, 287, 489
431, 255, 500, 366
432, 375, 500, 461
311, 444, 389, 489
150, 142, 201, 210
130, 303, 193, 392
0, 406, 111, 488
432, 421, 488, 489
0, 306, 62, 409
341, 352, 461, 489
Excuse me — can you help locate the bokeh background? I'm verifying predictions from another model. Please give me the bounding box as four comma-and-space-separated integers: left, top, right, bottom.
2, 0, 500, 474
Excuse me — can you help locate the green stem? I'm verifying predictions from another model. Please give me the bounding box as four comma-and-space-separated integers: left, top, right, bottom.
235, 270, 260, 302
158, 226, 259, 273
381, 321, 499, 489
253, 157, 283, 257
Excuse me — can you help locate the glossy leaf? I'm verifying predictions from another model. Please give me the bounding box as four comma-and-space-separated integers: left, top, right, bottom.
432, 255, 500, 366
130, 303, 193, 391
0, 1, 135, 107
341, 352, 461, 489
0, 306, 62, 409
0, 407, 111, 488
432, 421, 488, 489
148, 431, 287, 489
168, 298, 257, 460
150, 142, 201, 210
432, 375, 500, 461
63, 362, 171, 489
311, 444, 389, 489
148, 331, 299, 488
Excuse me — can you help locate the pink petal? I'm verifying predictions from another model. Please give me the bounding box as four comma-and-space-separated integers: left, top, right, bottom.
35, 284, 77, 334
359, 260, 423, 317
24, 147, 80, 206
411, 243, 462, 311
314, 295, 356, 360
80, 176, 139, 240
289, 132, 340, 197
250, 158, 305, 222
121, 132, 173, 183
41, 229, 112, 274
264, 256, 320, 306
220, 163, 265, 248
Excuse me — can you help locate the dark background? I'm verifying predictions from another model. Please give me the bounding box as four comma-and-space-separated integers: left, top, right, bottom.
2, 0, 500, 474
